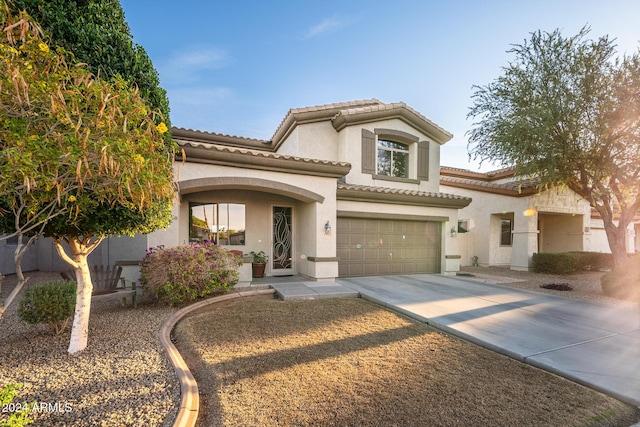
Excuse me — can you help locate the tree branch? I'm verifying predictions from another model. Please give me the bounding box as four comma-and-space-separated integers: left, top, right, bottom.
51, 236, 79, 268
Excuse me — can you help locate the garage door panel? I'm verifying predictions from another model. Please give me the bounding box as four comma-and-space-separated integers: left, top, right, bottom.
349, 264, 363, 276
363, 263, 379, 275
337, 218, 441, 277
404, 263, 417, 274
336, 233, 350, 246
377, 263, 391, 275
364, 220, 378, 231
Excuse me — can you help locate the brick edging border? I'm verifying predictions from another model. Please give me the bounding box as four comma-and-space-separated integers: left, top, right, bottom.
159, 289, 277, 427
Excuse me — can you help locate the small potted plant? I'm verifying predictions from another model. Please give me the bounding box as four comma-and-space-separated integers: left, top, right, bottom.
250, 250, 268, 278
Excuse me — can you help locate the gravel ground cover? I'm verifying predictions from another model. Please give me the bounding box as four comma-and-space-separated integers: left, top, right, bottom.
460, 266, 640, 308
175, 296, 639, 427
0, 272, 179, 427
1, 267, 638, 426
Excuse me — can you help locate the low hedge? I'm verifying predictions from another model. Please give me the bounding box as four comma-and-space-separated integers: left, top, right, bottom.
532, 253, 579, 275
532, 252, 613, 275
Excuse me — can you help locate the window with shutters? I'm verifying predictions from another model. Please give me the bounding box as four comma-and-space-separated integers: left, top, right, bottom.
361, 128, 429, 182
377, 140, 408, 178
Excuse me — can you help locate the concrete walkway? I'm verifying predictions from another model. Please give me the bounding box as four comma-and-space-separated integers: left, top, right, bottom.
336, 274, 640, 407
271, 280, 358, 300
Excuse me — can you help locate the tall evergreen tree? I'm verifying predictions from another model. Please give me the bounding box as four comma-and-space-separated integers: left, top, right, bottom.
11, 0, 170, 143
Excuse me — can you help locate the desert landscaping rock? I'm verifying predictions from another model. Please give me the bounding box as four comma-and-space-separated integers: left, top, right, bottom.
1, 268, 638, 426
0, 272, 179, 427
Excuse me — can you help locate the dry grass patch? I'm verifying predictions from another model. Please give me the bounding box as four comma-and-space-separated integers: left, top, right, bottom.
175, 297, 638, 427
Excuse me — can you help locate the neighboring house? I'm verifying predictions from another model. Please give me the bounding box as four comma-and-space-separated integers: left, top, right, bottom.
1, 99, 472, 281
440, 167, 640, 270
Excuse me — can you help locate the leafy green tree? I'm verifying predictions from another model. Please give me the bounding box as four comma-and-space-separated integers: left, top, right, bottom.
0, 2, 175, 353
468, 27, 640, 268
11, 0, 170, 144
0, 5, 77, 315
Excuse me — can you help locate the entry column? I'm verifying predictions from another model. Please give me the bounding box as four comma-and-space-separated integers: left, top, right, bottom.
510, 211, 538, 271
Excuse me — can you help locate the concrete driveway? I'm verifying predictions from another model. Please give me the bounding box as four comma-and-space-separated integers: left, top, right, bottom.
338, 274, 640, 406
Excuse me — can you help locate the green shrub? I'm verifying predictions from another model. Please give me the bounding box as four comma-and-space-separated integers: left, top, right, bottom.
0, 383, 33, 427
567, 251, 613, 271
17, 281, 76, 335
601, 254, 640, 300
532, 252, 580, 274
139, 241, 241, 305
533, 252, 614, 274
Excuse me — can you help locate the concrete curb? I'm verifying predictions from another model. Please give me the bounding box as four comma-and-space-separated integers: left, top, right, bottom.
159, 289, 276, 427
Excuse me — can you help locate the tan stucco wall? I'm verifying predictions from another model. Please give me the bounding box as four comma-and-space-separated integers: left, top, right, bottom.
442, 184, 593, 270
148, 161, 340, 280
339, 119, 441, 193
587, 218, 639, 254
272, 117, 442, 194
539, 214, 584, 253
276, 122, 339, 161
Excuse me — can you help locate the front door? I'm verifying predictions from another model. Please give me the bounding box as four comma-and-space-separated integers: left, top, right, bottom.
272, 206, 293, 275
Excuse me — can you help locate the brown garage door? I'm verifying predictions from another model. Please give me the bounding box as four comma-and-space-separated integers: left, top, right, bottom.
337, 218, 441, 277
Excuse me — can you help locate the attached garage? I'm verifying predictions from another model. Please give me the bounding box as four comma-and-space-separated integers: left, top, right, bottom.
337, 217, 441, 277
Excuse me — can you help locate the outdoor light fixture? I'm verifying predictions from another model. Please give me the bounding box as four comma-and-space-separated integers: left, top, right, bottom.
324, 221, 332, 236
450, 226, 457, 237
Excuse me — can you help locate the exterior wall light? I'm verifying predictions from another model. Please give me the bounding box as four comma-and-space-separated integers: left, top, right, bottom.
324, 221, 332, 236
450, 226, 457, 237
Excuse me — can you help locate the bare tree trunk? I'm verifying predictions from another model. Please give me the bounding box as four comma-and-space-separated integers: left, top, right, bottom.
603, 222, 629, 268
0, 233, 38, 319
52, 235, 103, 354
68, 253, 92, 354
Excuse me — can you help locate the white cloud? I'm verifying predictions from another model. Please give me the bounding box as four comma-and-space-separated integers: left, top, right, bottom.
303, 17, 344, 39
158, 47, 232, 85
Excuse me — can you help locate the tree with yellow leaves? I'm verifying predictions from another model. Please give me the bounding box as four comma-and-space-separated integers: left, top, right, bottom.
0, 2, 175, 353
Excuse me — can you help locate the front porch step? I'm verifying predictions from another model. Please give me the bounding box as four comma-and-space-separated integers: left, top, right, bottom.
270, 282, 359, 301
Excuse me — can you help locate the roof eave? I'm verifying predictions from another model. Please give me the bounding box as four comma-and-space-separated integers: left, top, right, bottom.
172, 127, 271, 151
337, 186, 471, 208
177, 141, 351, 178
440, 178, 538, 197
332, 106, 452, 144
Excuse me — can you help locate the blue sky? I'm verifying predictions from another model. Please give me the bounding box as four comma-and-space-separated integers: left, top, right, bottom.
119, 0, 640, 171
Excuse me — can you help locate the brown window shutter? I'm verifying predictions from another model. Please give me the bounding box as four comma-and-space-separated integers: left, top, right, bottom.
417, 141, 429, 181
361, 129, 376, 174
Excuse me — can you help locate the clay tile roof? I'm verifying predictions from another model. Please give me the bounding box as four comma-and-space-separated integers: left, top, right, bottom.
290, 99, 381, 115
172, 127, 270, 149
337, 182, 472, 208
271, 99, 382, 142
338, 182, 469, 199
330, 101, 453, 144
440, 175, 539, 196
178, 140, 350, 167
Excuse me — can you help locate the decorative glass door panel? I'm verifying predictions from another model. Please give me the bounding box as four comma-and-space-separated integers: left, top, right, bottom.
272, 206, 293, 272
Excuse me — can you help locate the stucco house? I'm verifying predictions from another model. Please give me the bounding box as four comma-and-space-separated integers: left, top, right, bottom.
440, 167, 640, 270
1, 99, 472, 281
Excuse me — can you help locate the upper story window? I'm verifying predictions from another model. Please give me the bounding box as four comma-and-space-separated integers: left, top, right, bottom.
377, 140, 409, 178
362, 128, 429, 182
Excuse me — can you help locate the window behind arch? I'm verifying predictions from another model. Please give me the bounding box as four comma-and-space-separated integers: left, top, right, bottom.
189, 202, 246, 245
